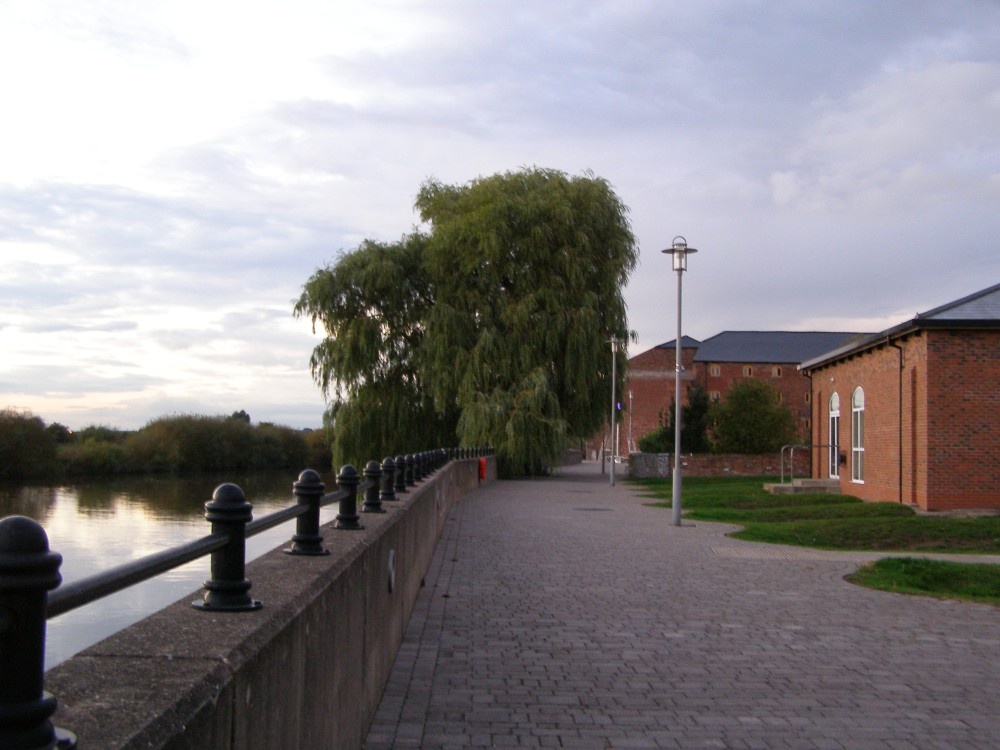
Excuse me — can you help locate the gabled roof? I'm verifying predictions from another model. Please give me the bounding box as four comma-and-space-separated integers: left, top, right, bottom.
692, 331, 869, 364
654, 336, 702, 350
800, 282, 1000, 371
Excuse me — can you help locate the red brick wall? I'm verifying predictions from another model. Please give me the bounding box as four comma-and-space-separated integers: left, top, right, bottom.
699, 361, 813, 440
591, 344, 816, 459
924, 330, 1000, 510
588, 344, 700, 459
807, 330, 1000, 511
678, 451, 811, 478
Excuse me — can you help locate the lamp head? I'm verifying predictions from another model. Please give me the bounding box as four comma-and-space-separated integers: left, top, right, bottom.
662, 235, 698, 271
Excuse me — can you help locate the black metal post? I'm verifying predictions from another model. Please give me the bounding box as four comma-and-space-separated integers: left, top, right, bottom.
0, 515, 77, 749
394, 455, 408, 494
192, 484, 261, 611
286, 469, 328, 555
380, 457, 397, 502
414, 452, 424, 482
362, 460, 385, 513
335, 465, 364, 530
405, 454, 416, 487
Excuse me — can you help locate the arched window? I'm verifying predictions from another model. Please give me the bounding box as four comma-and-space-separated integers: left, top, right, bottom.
851, 387, 865, 483
828, 393, 840, 478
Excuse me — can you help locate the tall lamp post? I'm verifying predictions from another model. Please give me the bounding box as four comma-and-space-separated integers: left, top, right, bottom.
628, 389, 633, 454
609, 337, 621, 486
662, 236, 697, 526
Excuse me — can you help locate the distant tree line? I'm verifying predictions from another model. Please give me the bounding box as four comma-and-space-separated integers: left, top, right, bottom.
0, 408, 332, 481
637, 379, 798, 455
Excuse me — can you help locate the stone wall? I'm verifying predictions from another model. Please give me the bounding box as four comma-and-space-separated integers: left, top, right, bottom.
45, 457, 494, 750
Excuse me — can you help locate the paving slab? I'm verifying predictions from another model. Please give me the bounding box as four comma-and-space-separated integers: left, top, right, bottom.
365, 462, 1000, 749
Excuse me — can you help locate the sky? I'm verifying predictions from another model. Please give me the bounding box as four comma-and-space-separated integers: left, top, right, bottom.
2, 0, 999, 431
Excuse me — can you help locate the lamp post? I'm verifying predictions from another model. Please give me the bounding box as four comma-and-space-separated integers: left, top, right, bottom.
609, 337, 621, 486
662, 236, 697, 526
628, 389, 633, 454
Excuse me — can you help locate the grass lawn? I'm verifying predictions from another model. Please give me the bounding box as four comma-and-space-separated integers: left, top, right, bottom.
634, 475, 1000, 604
846, 558, 1000, 606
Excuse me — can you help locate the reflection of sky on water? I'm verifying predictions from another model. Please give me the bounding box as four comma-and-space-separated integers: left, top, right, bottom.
0, 473, 339, 669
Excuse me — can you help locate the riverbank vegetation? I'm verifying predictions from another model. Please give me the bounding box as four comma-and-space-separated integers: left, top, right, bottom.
0, 408, 331, 480
637, 475, 1000, 605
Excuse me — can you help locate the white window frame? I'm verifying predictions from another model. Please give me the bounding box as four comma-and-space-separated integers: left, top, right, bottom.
828, 392, 840, 479
851, 387, 865, 483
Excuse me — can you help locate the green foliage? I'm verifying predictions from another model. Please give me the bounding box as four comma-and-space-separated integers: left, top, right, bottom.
229, 409, 251, 423
638, 384, 713, 454
123, 415, 310, 473
76, 424, 129, 444
711, 379, 797, 454
304, 428, 333, 471
0, 408, 58, 480
637, 421, 671, 453
60, 440, 130, 475
295, 232, 456, 467
46, 422, 73, 444
296, 167, 637, 476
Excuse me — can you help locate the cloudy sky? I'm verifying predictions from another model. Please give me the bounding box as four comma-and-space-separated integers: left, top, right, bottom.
2, 0, 998, 431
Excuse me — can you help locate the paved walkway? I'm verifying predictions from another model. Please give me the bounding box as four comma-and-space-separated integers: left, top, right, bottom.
365, 463, 1000, 749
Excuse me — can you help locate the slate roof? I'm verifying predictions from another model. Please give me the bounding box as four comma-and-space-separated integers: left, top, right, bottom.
914, 281, 1000, 321
800, 282, 1000, 370
690, 331, 869, 365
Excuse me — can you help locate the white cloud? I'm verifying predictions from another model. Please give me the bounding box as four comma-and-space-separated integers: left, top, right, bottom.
2, 0, 1000, 430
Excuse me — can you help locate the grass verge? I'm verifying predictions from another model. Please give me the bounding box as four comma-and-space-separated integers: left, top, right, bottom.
847, 558, 1000, 605
634, 475, 1000, 604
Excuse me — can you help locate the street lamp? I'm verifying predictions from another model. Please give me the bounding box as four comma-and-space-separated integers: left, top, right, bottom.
628, 389, 633, 454
662, 236, 697, 526
609, 337, 621, 486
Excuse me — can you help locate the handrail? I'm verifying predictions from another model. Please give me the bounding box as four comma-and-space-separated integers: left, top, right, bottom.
47, 531, 230, 619
0, 445, 493, 749
779, 444, 810, 484
47, 485, 358, 619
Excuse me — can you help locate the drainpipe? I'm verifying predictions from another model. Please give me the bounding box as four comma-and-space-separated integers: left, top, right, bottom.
889, 338, 904, 504
803, 369, 815, 478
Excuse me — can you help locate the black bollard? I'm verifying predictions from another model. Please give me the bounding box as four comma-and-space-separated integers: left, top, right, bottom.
286, 469, 328, 555
405, 454, 416, 487
335, 465, 364, 530
193, 484, 261, 611
394, 455, 408, 494
0, 516, 77, 749
380, 457, 397, 503
362, 460, 385, 514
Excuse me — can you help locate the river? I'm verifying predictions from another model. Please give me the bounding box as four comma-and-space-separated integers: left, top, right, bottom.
0, 470, 342, 670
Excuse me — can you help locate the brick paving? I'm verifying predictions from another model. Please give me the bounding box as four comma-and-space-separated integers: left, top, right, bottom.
365, 462, 1000, 749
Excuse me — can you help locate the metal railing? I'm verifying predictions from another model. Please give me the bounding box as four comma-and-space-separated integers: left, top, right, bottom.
0, 446, 490, 749
779, 443, 833, 484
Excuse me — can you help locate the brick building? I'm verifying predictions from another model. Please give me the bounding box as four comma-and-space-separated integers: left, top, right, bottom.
590, 331, 866, 460
800, 283, 1000, 512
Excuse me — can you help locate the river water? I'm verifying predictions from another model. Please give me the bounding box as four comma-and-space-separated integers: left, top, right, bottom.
0, 470, 342, 670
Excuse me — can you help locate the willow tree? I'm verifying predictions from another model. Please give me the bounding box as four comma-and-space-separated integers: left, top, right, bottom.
294, 233, 457, 467
296, 167, 637, 475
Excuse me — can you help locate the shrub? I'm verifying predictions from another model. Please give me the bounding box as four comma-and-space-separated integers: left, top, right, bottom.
0, 408, 59, 480
711, 379, 797, 454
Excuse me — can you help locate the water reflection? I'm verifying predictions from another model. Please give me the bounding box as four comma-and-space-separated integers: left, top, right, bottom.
0, 471, 339, 669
